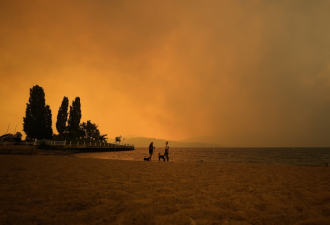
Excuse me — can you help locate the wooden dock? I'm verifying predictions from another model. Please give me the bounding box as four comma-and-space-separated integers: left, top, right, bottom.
0, 144, 134, 154
68, 145, 134, 152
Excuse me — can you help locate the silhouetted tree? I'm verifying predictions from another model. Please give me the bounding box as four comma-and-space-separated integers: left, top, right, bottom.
0, 133, 14, 141
78, 120, 107, 141
23, 85, 52, 139
99, 134, 108, 141
67, 97, 81, 135
115, 136, 122, 144
23, 103, 34, 138
56, 96, 69, 135
44, 105, 53, 139
15, 132, 22, 139
0, 133, 22, 143
14, 132, 22, 144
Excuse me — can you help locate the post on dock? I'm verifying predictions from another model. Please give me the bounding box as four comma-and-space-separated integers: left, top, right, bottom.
77, 141, 79, 146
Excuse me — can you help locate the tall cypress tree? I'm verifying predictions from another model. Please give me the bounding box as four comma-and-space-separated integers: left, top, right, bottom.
67, 97, 81, 134
44, 105, 53, 139
56, 96, 69, 135
23, 103, 34, 138
23, 85, 52, 139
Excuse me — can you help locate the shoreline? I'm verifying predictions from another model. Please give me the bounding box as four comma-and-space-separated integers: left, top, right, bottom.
1, 154, 330, 224
0, 147, 328, 167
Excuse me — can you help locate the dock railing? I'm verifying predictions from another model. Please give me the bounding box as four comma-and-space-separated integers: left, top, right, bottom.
1, 139, 134, 148
68, 141, 134, 148
34, 140, 66, 146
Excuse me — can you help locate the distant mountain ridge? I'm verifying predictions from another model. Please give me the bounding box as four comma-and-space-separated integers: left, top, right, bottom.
124, 137, 221, 148
179, 135, 220, 144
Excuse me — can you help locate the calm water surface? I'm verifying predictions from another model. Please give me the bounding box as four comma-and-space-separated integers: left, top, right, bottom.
75, 148, 330, 166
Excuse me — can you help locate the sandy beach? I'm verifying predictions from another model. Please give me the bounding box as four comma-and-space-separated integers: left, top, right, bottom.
1, 154, 330, 225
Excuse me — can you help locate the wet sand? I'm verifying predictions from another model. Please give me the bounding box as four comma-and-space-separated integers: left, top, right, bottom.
0, 154, 329, 224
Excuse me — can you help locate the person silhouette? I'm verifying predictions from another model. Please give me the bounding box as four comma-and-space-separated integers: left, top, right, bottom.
164, 141, 169, 162
149, 142, 154, 161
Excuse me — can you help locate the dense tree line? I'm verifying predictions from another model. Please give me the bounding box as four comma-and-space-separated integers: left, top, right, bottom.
23, 85, 107, 141
55, 97, 106, 141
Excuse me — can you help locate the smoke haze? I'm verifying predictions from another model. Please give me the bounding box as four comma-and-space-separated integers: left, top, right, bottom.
1, 0, 330, 146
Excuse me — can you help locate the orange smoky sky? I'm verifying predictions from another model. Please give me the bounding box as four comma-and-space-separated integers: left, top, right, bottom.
1, 0, 330, 147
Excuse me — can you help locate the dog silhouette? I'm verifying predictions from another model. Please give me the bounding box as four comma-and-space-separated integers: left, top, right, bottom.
158, 153, 165, 161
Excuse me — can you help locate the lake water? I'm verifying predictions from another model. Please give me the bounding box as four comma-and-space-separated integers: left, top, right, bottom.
75, 147, 330, 167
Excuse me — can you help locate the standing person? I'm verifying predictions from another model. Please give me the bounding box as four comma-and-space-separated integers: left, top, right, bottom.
149, 142, 154, 161
164, 141, 169, 162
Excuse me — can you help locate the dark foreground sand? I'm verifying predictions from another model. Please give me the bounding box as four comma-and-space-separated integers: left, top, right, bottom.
0, 155, 329, 225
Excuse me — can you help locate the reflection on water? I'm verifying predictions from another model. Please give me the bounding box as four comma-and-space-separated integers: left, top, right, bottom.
75, 148, 330, 166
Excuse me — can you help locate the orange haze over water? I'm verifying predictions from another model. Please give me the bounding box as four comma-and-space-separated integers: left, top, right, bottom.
1, 0, 330, 147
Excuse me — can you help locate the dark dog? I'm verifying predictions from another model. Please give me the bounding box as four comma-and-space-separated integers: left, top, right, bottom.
158, 153, 165, 161
144, 157, 150, 161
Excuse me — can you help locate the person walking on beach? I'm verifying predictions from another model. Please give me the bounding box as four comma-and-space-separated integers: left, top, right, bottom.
149, 142, 154, 161
164, 141, 169, 162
